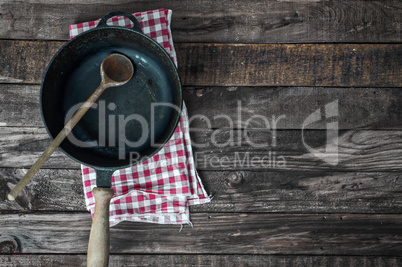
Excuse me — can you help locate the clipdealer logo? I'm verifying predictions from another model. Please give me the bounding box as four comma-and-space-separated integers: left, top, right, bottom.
194, 100, 340, 168
62, 98, 339, 167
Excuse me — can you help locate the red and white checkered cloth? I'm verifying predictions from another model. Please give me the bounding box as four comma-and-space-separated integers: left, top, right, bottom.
69, 9, 210, 226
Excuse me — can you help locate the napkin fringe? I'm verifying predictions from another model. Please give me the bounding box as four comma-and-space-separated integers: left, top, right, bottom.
178, 221, 194, 233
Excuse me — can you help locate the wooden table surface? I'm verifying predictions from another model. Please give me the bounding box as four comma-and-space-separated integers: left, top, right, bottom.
1, 1, 402, 266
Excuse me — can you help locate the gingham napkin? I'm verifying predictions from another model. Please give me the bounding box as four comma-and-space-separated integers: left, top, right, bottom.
70, 9, 210, 226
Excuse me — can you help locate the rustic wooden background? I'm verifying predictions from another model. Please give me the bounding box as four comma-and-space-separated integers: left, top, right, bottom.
0, 0, 401, 266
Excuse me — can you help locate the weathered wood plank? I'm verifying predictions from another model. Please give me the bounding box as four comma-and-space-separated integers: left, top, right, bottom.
1, 127, 401, 171
0, 127, 78, 169
0, 85, 44, 127
0, 0, 400, 43
1, 212, 402, 255
0, 40, 62, 84
1, 254, 402, 267
186, 86, 402, 129
2, 168, 402, 214
191, 129, 402, 171
178, 43, 402, 87
2, 84, 402, 129
0, 168, 84, 211
0, 40, 400, 87
195, 171, 402, 213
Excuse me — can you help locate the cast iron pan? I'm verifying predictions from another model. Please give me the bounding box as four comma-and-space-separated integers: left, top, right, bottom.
40, 11, 182, 266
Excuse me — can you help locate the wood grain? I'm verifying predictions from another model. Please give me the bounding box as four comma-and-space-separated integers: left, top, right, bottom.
1, 168, 402, 214
178, 43, 402, 87
1, 127, 401, 171
0, 84, 42, 127
0, 0, 400, 43
191, 129, 402, 171
0, 168, 84, 211
195, 171, 402, 213
2, 84, 402, 130
1, 254, 402, 267
185, 86, 402, 129
0, 127, 77, 169
0, 40, 400, 87
0, 40, 62, 84
1, 212, 402, 255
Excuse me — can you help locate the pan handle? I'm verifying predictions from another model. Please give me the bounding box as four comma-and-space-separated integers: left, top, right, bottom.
87, 169, 115, 266
97, 11, 143, 33
87, 187, 115, 267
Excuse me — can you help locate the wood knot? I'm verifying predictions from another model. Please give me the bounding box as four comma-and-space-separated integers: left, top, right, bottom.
0, 238, 19, 254
225, 172, 244, 187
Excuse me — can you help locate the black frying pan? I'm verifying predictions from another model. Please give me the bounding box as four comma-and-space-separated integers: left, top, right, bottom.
40, 11, 182, 266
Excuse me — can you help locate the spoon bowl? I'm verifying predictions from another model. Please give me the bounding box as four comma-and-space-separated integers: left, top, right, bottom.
101, 53, 134, 86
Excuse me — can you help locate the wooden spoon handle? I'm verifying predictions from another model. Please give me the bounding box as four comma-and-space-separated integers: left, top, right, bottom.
8, 83, 107, 201
87, 187, 114, 267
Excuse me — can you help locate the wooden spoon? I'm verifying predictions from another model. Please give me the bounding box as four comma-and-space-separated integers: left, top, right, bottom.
8, 53, 134, 201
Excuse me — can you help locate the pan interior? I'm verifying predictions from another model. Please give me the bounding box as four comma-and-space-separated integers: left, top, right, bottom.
41, 28, 182, 168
